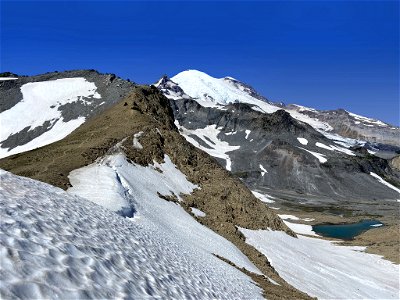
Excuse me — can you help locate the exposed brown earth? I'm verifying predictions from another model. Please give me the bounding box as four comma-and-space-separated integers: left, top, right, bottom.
0, 86, 311, 299
390, 155, 400, 171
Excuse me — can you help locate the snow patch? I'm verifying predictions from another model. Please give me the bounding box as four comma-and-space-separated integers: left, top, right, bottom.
224, 131, 237, 135
297, 137, 308, 145
133, 131, 144, 149
174, 120, 240, 171
191, 207, 206, 218
259, 164, 268, 176
315, 142, 332, 150
245, 130, 251, 139
278, 214, 300, 221
0, 77, 18, 81
239, 228, 399, 299
298, 147, 327, 163
282, 220, 319, 236
370, 172, 400, 194
251, 191, 275, 204
315, 142, 356, 156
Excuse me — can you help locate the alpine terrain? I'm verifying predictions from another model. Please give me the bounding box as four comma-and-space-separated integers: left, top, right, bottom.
0, 70, 399, 299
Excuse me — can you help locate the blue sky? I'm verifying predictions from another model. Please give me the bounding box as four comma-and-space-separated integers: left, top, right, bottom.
1, 1, 399, 125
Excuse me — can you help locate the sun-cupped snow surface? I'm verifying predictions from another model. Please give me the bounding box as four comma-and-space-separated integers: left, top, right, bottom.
68, 163, 135, 217
370, 172, 400, 194
174, 120, 240, 171
0, 78, 101, 158
68, 153, 261, 276
296, 137, 308, 145
239, 228, 400, 299
0, 169, 263, 299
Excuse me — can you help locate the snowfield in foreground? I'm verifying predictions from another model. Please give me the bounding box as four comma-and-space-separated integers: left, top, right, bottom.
239, 228, 400, 299
0, 169, 263, 299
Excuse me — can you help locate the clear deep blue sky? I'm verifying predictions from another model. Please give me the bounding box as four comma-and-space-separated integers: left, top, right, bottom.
1, 1, 399, 125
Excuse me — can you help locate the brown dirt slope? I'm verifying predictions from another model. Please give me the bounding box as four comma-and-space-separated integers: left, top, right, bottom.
0, 85, 312, 299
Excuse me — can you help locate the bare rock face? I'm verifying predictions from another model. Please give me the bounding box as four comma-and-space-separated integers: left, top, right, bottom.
157, 74, 400, 219
287, 106, 400, 147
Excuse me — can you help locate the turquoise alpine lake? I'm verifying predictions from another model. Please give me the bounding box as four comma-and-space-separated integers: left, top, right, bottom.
312, 219, 384, 240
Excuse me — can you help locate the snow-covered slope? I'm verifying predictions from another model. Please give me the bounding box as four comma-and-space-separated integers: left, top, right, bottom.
239, 228, 399, 299
0, 78, 100, 158
67, 152, 261, 275
0, 70, 135, 158
0, 169, 263, 299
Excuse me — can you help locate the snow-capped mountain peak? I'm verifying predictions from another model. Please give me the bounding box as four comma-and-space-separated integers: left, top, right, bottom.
169, 69, 280, 113
160, 69, 399, 147
154, 75, 191, 100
